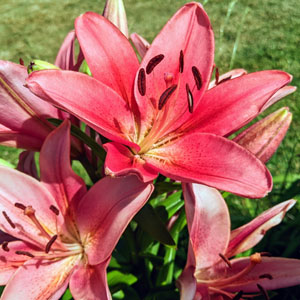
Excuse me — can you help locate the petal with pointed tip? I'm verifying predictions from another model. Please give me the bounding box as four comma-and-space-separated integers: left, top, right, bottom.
27, 70, 138, 149
226, 200, 295, 258
104, 142, 158, 182
183, 183, 230, 269
184, 70, 292, 137
75, 175, 153, 265
130, 33, 150, 58
69, 258, 112, 300
226, 257, 300, 292
75, 12, 139, 104
145, 132, 272, 198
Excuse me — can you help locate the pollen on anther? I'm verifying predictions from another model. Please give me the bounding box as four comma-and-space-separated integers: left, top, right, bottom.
179, 50, 184, 73
192, 66, 202, 90
259, 273, 273, 280
186, 83, 194, 113
15, 250, 34, 258
45, 234, 58, 253
15, 203, 26, 210
218, 253, 232, 268
146, 54, 164, 74
158, 84, 177, 110
2, 211, 15, 229
232, 290, 243, 300
137, 68, 146, 96
2, 241, 9, 252
215, 67, 219, 84
49, 205, 60, 216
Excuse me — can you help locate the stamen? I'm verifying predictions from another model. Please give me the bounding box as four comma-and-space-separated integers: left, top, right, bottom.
45, 234, 58, 253
215, 67, 219, 84
186, 83, 194, 113
49, 205, 60, 216
158, 84, 177, 110
146, 54, 164, 74
192, 66, 202, 90
257, 284, 270, 300
137, 68, 146, 96
232, 290, 243, 300
259, 273, 273, 280
2, 241, 9, 252
2, 211, 16, 229
19, 58, 24, 66
15, 250, 34, 258
218, 76, 232, 85
14, 203, 26, 210
179, 50, 184, 73
219, 253, 232, 268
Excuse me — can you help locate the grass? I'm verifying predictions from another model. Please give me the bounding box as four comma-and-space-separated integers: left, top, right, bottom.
0, 0, 300, 298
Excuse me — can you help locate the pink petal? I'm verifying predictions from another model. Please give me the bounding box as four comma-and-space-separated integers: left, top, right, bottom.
130, 33, 150, 58
177, 266, 197, 300
40, 120, 86, 214
226, 200, 295, 258
208, 68, 247, 89
1, 256, 77, 300
75, 175, 153, 265
134, 3, 214, 136
183, 183, 230, 269
145, 132, 272, 198
183, 70, 292, 137
69, 258, 112, 300
27, 70, 138, 149
104, 142, 158, 182
234, 107, 292, 163
16, 151, 38, 179
75, 12, 139, 104
226, 256, 300, 292
0, 166, 59, 245
0, 240, 35, 285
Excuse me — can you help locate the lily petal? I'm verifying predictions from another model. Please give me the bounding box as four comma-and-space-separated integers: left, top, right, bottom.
183, 70, 292, 137
226, 200, 295, 258
40, 120, 86, 214
130, 33, 150, 58
26, 70, 138, 149
75, 11, 139, 105
104, 142, 158, 182
226, 257, 300, 292
145, 132, 272, 198
1, 256, 77, 300
208, 68, 247, 89
17, 151, 38, 179
75, 175, 153, 265
183, 183, 230, 269
177, 266, 197, 300
69, 257, 112, 300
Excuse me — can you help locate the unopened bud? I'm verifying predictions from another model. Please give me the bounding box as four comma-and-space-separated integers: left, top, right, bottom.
234, 107, 292, 163
103, 0, 129, 38
27, 60, 59, 74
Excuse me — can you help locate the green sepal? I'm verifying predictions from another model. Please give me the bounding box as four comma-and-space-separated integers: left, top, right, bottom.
27, 59, 59, 74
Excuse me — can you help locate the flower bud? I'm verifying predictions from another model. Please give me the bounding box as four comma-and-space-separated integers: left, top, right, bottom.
234, 107, 292, 163
27, 60, 59, 74
103, 0, 129, 38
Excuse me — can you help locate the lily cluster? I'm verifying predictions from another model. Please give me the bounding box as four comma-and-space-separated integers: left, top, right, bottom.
0, 0, 299, 299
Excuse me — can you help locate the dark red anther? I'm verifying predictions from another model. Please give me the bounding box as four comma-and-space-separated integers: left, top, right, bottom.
45, 234, 58, 253
19, 58, 24, 66
218, 253, 232, 268
15, 250, 34, 258
259, 274, 273, 280
2, 211, 15, 229
15, 203, 26, 210
215, 67, 219, 84
218, 76, 232, 85
179, 50, 184, 73
257, 284, 270, 300
232, 291, 243, 300
186, 83, 194, 114
137, 68, 146, 96
158, 84, 177, 110
49, 205, 60, 216
192, 66, 202, 90
2, 241, 9, 252
146, 54, 164, 74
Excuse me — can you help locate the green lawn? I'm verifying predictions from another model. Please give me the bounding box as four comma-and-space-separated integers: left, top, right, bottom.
0, 0, 300, 298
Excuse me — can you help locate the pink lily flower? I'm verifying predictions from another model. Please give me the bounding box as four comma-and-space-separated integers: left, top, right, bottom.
27, 3, 294, 198
0, 120, 153, 299
178, 183, 300, 300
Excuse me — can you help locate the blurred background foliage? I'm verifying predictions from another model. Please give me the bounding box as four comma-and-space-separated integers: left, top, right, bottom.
0, 0, 299, 299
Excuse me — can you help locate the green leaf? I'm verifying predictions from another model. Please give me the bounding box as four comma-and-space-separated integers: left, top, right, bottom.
108, 270, 138, 287
61, 289, 73, 300
158, 191, 184, 218
134, 204, 175, 246
0, 158, 14, 168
